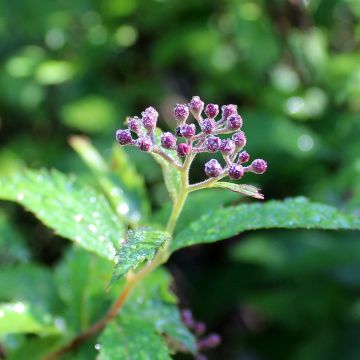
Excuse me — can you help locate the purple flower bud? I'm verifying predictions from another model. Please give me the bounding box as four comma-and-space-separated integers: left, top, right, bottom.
205, 135, 221, 152
228, 164, 244, 180
143, 106, 158, 119
161, 132, 177, 149
136, 136, 153, 152
116, 129, 133, 145
189, 96, 204, 116
238, 151, 250, 163
142, 113, 157, 131
180, 123, 196, 139
128, 116, 142, 133
220, 139, 235, 155
205, 159, 222, 178
197, 334, 221, 351
177, 143, 191, 157
174, 104, 189, 122
250, 159, 267, 174
226, 114, 243, 130
232, 131, 246, 148
200, 118, 216, 135
181, 309, 195, 329
194, 322, 206, 336
205, 103, 219, 118
221, 104, 237, 120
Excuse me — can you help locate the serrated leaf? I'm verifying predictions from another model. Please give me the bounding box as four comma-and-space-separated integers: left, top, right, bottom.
0, 169, 125, 260
100, 316, 171, 360
171, 197, 360, 252
112, 229, 170, 281
151, 128, 181, 203
100, 269, 196, 358
69, 136, 149, 224
0, 302, 62, 335
211, 182, 264, 199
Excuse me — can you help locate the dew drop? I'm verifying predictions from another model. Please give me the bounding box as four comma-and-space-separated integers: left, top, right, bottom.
74, 214, 83, 222
88, 224, 98, 233
13, 302, 25, 314
55, 317, 66, 330
117, 203, 129, 215
17, 193, 25, 201
95, 343, 101, 351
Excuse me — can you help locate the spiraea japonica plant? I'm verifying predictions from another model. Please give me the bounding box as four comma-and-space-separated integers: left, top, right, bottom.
1, 96, 360, 359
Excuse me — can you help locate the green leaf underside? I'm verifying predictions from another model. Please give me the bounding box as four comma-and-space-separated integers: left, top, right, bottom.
0, 302, 61, 335
0, 169, 125, 261
211, 182, 264, 199
151, 128, 181, 203
172, 197, 360, 252
101, 269, 196, 358
112, 229, 170, 281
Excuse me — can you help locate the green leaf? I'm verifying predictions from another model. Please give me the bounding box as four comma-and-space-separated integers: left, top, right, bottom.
0, 169, 125, 261
0, 264, 61, 313
0, 210, 30, 264
210, 182, 264, 199
55, 247, 115, 333
151, 128, 181, 203
112, 228, 170, 281
100, 317, 171, 360
0, 302, 62, 335
100, 269, 196, 358
69, 136, 149, 225
172, 197, 360, 252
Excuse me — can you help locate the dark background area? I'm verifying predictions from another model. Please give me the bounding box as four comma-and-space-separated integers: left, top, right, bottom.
1, 0, 360, 359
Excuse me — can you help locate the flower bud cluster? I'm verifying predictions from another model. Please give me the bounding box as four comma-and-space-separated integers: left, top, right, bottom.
115, 96, 267, 182
181, 309, 221, 359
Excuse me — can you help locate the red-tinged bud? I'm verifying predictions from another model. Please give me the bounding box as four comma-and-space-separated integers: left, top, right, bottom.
204, 103, 219, 118
238, 151, 250, 163
177, 143, 191, 157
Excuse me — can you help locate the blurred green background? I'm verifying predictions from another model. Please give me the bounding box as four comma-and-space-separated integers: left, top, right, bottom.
1, 0, 360, 359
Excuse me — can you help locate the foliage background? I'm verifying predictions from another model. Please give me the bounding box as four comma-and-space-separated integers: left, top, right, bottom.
1, 0, 360, 359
